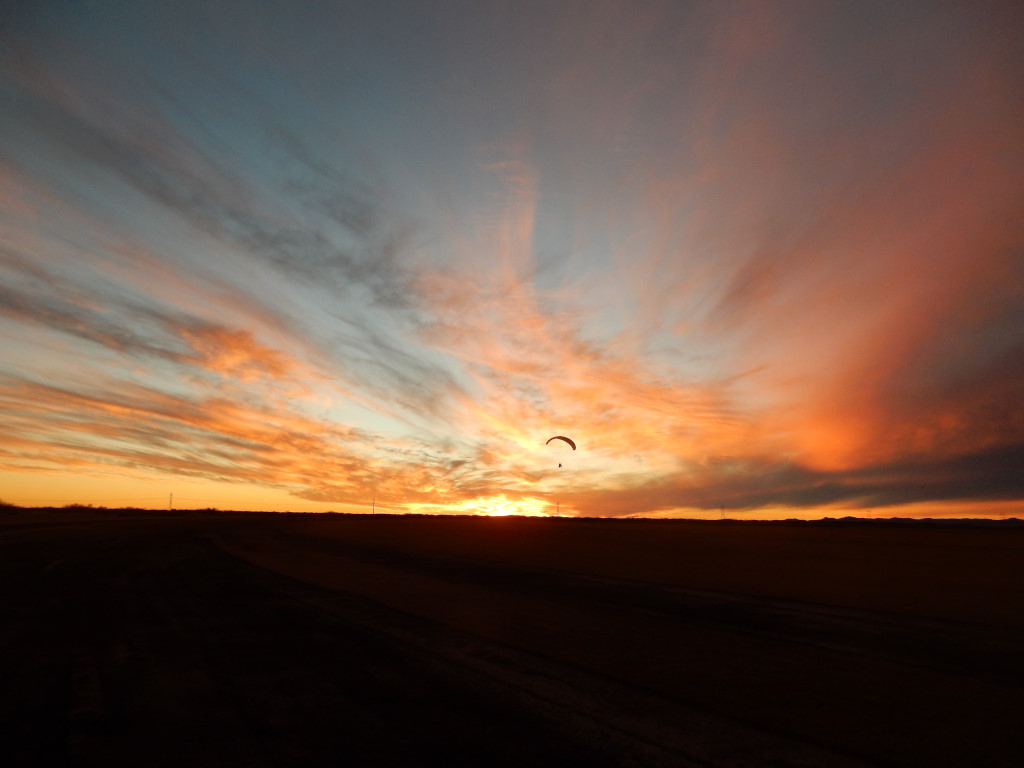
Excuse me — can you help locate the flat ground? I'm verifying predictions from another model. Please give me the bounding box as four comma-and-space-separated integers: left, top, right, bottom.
2, 512, 1022, 767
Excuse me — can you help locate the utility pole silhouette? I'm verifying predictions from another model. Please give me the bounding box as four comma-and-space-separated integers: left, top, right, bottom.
169, 493, 174, 511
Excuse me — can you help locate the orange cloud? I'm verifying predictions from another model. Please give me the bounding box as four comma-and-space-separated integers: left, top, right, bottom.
178, 323, 292, 381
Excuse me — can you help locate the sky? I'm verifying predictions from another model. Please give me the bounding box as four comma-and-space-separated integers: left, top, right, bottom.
1, 1, 1023, 518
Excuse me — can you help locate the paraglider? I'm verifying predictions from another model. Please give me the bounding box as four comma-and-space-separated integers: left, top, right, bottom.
546, 435, 576, 467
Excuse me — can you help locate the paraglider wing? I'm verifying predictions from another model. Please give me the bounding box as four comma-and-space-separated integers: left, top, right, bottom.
546, 435, 576, 450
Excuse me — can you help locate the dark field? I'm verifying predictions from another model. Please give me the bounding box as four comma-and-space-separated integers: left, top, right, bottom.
2, 512, 1022, 766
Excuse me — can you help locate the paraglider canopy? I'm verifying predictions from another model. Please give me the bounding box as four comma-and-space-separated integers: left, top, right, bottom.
546, 435, 576, 450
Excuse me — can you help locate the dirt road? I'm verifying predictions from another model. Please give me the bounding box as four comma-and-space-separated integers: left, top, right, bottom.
2, 514, 1021, 766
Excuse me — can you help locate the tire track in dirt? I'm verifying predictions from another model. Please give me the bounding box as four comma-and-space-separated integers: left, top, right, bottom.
214, 524, 1024, 767
0, 522, 625, 766
215, 530, 883, 767
257, 530, 1024, 686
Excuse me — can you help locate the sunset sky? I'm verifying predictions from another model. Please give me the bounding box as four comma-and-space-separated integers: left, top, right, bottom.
2, 1, 1022, 517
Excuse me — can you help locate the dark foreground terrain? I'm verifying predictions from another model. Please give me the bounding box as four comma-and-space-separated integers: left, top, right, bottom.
2, 512, 1022, 767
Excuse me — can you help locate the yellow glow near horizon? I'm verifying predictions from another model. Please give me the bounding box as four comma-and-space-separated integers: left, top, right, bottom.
404, 494, 559, 517
476, 495, 552, 517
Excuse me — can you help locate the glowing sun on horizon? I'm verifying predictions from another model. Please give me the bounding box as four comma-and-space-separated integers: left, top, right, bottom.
460, 494, 553, 517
